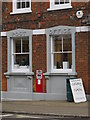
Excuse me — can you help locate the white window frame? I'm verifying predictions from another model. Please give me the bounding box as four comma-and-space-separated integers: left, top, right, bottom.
46, 26, 76, 74
11, 37, 29, 73
10, 0, 32, 15
47, 0, 72, 11
51, 36, 72, 73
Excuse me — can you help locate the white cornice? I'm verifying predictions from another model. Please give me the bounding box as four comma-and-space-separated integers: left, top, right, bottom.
33, 29, 45, 35
76, 26, 90, 32
1, 32, 6, 36
1, 26, 90, 37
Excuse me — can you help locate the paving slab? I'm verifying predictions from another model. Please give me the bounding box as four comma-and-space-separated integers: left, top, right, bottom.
2, 101, 90, 117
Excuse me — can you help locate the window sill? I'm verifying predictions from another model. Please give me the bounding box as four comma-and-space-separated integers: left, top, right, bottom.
12, 69, 29, 73
4, 72, 34, 76
51, 69, 72, 73
44, 72, 77, 76
44, 69, 77, 76
47, 5, 72, 11
10, 10, 32, 15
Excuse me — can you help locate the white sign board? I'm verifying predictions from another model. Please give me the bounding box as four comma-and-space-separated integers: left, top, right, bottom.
70, 78, 87, 103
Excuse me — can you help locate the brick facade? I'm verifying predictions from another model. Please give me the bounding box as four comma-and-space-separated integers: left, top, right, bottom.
1, 37, 7, 91
2, 2, 89, 31
75, 32, 89, 94
88, 31, 90, 94
0, 2, 2, 93
1, 1, 90, 94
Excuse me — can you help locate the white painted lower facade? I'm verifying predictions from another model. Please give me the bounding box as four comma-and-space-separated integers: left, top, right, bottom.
2, 74, 68, 101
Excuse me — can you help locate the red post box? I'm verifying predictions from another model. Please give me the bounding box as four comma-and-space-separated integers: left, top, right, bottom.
35, 70, 43, 93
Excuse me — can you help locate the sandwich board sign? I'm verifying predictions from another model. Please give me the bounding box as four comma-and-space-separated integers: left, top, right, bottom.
70, 78, 87, 103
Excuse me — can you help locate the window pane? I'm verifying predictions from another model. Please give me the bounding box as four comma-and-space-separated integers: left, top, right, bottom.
22, 38, 29, 52
14, 38, 21, 53
63, 34, 72, 51
67, 53, 72, 69
54, 53, 62, 69
62, 53, 72, 69
26, 1, 30, 8
22, 2, 25, 8
65, 0, 69, 3
17, 2, 21, 9
53, 53, 72, 69
54, 36, 62, 52
14, 54, 29, 67
55, 0, 59, 4
17, 0, 30, 9
60, 0, 64, 4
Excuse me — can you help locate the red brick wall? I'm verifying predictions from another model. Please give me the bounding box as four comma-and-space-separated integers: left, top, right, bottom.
0, 2, 1, 23
75, 32, 89, 94
32, 35, 46, 92
1, 37, 7, 91
2, 2, 89, 31
88, 2, 90, 94
0, 2, 2, 92
32, 35, 46, 72
88, 31, 90, 94
1, 2, 90, 94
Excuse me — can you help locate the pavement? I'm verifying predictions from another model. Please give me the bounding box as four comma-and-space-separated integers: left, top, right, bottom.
1, 100, 90, 117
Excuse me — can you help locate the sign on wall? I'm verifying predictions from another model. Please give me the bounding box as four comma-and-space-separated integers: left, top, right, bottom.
70, 78, 87, 103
